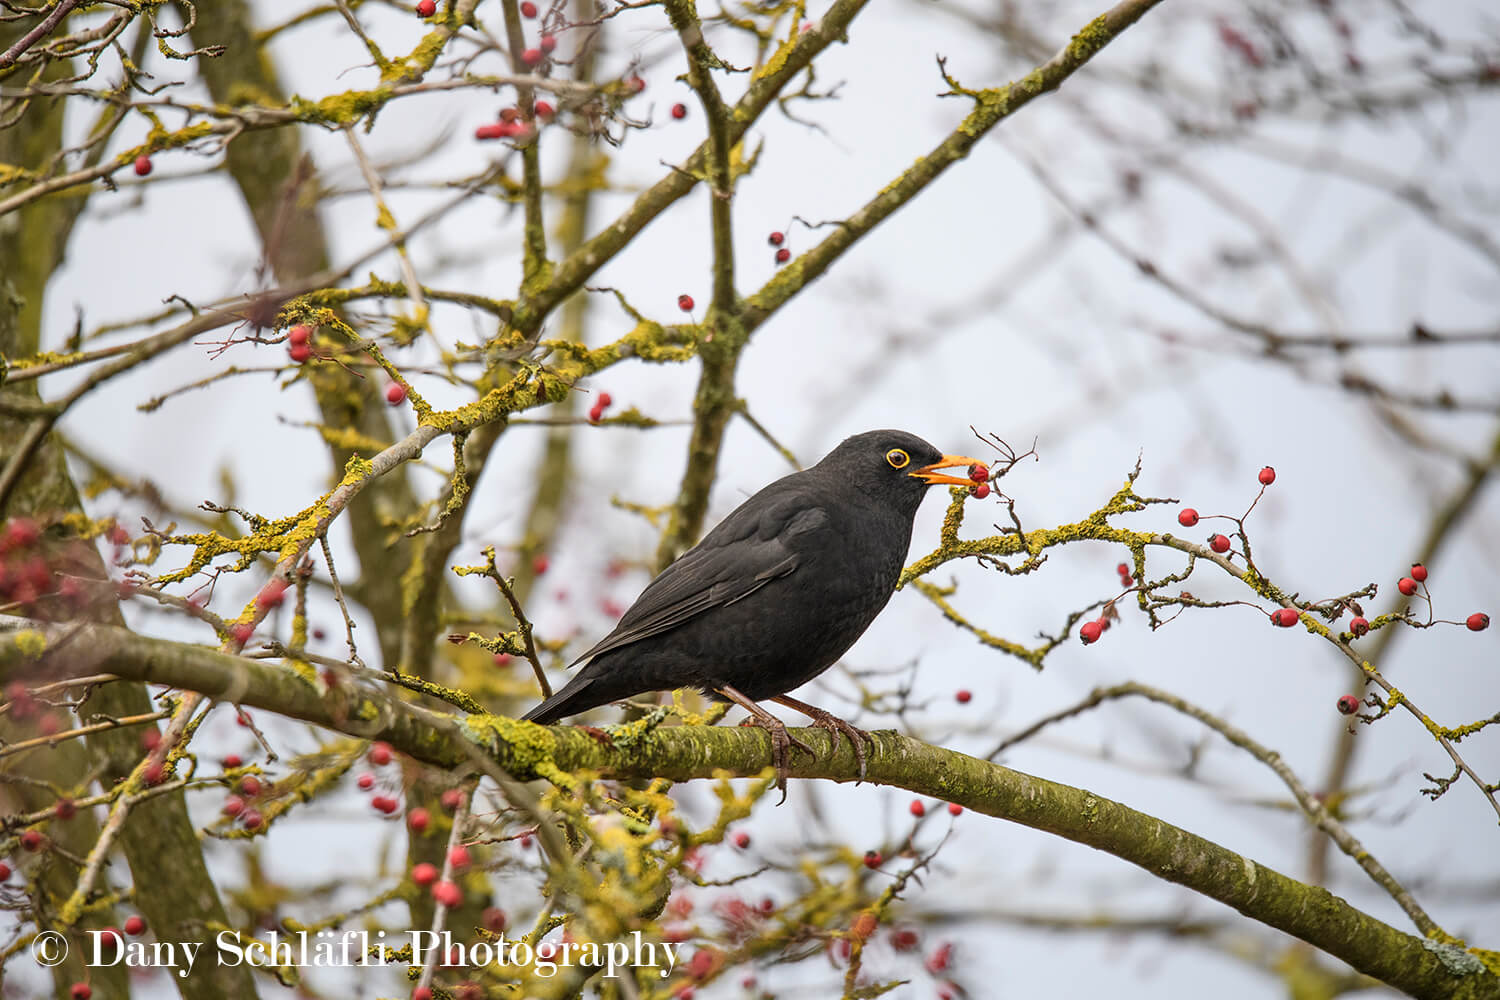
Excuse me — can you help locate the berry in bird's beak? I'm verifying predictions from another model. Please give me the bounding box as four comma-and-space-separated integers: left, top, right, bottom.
909, 454, 985, 487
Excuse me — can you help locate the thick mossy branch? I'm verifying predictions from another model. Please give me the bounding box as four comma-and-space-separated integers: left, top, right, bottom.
4, 619, 1494, 1000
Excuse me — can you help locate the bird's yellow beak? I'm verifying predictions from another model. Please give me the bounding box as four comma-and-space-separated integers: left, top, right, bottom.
909, 454, 985, 487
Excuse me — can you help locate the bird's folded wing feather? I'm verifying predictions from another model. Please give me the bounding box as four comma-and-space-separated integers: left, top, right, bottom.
568, 496, 829, 666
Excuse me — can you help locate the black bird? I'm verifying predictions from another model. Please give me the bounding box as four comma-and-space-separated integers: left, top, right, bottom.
523, 430, 982, 793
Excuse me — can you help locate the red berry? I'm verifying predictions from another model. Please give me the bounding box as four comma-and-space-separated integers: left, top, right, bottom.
1410, 563, 1427, 582
947, 802, 962, 816
372, 795, 400, 815
288, 325, 310, 346
521, 47, 542, 66
408, 807, 430, 833
1258, 466, 1276, 485
411, 862, 439, 886
540, 34, 556, 53
289, 343, 312, 363
671, 103, 687, 119
677, 294, 694, 312
256, 579, 287, 610
133, 155, 152, 177
532, 554, 550, 575
414, 989, 433, 1000
534, 100, 555, 118
768, 231, 785, 246
926, 942, 953, 974
1116, 562, 1130, 576
416, 0, 436, 16
241, 809, 263, 830
142, 761, 166, 786
968, 482, 990, 500
732, 830, 750, 849
222, 795, 246, 817
20, 829, 42, 851
1270, 608, 1299, 628
240, 775, 261, 797
229, 621, 254, 645
629, 74, 646, 93
1467, 613, 1490, 632
221, 753, 242, 769
2, 517, 40, 550
441, 787, 465, 811
71, 984, 92, 1000
1349, 617, 1369, 637
908, 799, 925, 817
370, 741, 394, 766
141, 728, 161, 752
0, 862, 10, 880
447, 844, 472, 871
1397, 577, 1417, 596
432, 881, 463, 907
774, 247, 790, 264
1079, 620, 1103, 644
483, 906, 508, 932
99, 927, 123, 953
124, 915, 146, 936
1336, 694, 1359, 715
955, 689, 972, 704
475, 123, 504, 140
54, 798, 76, 820
1177, 508, 1199, 527
863, 850, 882, 869
1209, 534, 1230, 553
356, 773, 375, 791
385, 382, 407, 405
520, 0, 537, 14
967, 464, 989, 483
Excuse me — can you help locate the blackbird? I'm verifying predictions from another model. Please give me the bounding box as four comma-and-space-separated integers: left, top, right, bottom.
523, 430, 982, 794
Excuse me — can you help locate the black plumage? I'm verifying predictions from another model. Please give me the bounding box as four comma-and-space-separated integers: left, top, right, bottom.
523, 430, 981, 792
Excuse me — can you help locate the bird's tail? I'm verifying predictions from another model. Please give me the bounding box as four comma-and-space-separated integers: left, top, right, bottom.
522, 673, 601, 725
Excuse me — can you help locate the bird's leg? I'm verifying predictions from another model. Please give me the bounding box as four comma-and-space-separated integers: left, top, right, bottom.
716, 685, 814, 802
771, 694, 875, 783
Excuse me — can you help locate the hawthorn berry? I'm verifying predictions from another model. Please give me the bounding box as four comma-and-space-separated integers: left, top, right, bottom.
968, 463, 989, 483
768, 231, 784, 246
289, 343, 312, 363
890, 928, 919, 952
71, 984, 92, 1000
969, 482, 990, 500
677, 294, 694, 312
356, 773, 375, 791
955, 689, 972, 704
1209, 534, 1231, 553
256, 579, 287, 610
1177, 508, 1199, 527
440, 787, 465, 811
133, 155, 152, 177
475, 123, 504, 140
520, 0, 537, 14
385, 382, 407, 406
288, 325, 311, 346
409, 808, 430, 833
1410, 563, 1427, 582
540, 34, 557, 53
411, 862, 439, 886
532, 554, 550, 575
1397, 576, 1418, 596
597, 392, 613, 409
447, 844, 472, 871
534, 100, 555, 118
372, 795, 400, 815
141, 728, 161, 752
671, 103, 688, 119
1258, 466, 1276, 485
1349, 617, 1369, 637
124, 915, 146, 936
1336, 694, 1360, 715
483, 907, 508, 932
732, 830, 751, 849
416, 0, 436, 15
1117, 562, 1130, 576
432, 881, 463, 907
863, 850, 882, 869
629, 74, 646, 93
926, 942, 953, 974
1270, 608, 1299, 628
414, 989, 433, 1000
947, 802, 962, 816
1468, 613, 1491, 632
1079, 620, 1103, 644
521, 47, 542, 66
222, 795, 246, 817
229, 622, 254, 645
370, 741, 394, 766
240, 776, 261, 797
909, 799, 926, 818
142, 761, 166, 786
55, 799, 76, 820
0, 862, 10, 880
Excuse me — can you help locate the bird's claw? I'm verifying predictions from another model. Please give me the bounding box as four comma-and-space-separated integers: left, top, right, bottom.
802, 709, 875, 783
741, 715, 815, 803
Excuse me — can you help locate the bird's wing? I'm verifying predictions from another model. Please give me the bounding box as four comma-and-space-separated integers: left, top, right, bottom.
569, 492, 828, 667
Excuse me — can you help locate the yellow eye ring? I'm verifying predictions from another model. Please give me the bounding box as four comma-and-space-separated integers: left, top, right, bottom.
885, 448, 910, 469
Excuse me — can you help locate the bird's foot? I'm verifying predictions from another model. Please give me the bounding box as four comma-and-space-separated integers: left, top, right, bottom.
739, 714, 815, 802
802, 708, 875, 783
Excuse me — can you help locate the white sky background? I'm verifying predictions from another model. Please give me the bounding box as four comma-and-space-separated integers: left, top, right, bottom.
22, 0, 1500, 996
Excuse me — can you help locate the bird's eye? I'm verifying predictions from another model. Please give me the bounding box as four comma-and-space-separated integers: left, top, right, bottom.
885, 448, 910, 469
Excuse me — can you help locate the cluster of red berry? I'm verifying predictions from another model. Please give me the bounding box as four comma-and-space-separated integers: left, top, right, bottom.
967, 462, 990, 500
588, 391, 613, 423
768, 230, 791, 265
